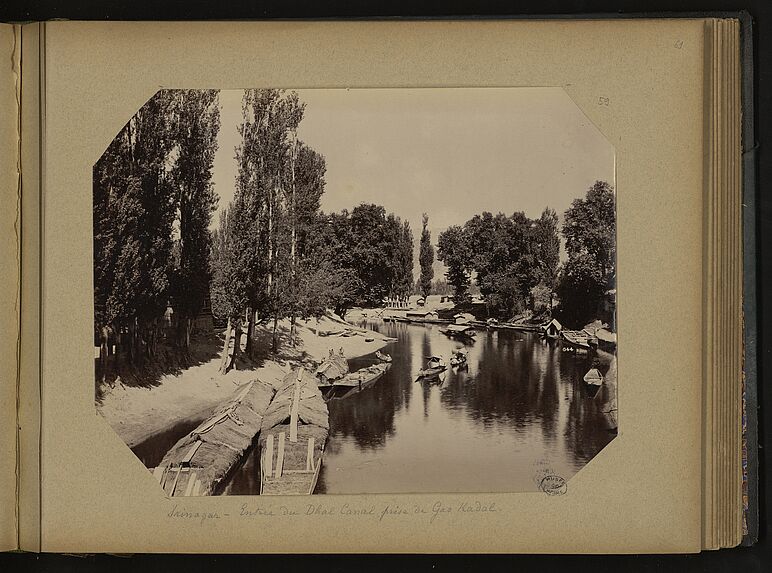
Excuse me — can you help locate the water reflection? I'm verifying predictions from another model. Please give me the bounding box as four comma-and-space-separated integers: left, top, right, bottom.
316, 320, 616, 494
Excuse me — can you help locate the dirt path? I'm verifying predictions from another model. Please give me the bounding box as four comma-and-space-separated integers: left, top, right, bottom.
97, 314, 389, 448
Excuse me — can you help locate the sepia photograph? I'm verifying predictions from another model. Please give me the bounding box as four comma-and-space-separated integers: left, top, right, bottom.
93, 87, 617, 497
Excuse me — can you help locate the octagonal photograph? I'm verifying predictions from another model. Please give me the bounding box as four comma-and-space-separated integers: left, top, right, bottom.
93, 88, 617, 497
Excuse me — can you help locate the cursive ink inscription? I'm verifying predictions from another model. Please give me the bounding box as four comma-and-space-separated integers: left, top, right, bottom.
169, 499, 501, 525
167, 504, 222, 525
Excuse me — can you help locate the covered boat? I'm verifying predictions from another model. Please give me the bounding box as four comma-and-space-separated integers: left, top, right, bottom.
259, 368, 329, 495
450, 348, 468, 367
416, 356, 447, 380
454, 312, 476, 325
314, 349, 349, 385
440, 324, 477, 340
152, 379, 275, 496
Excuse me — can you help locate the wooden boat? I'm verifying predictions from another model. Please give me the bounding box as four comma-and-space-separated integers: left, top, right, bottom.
561, 329, 596, 350
324, 362, 391, 400
416, 356, 447, 380
501, 322, 545, 333
151, 379, 275, 496
314, 351, 349, 385
440, 324, 477, 340
259, 368, 329, 495
583, 367, 604, 387
375, 350, 392, 362
450, 349, 468, 367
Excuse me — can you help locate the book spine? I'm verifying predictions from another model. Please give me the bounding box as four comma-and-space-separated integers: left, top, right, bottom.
0, 23, 22, 553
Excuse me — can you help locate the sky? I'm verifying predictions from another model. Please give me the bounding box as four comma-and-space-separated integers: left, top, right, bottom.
211, 88, 615, 277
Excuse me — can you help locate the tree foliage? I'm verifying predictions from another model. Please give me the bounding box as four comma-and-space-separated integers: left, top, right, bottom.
436, 225, 472, 301
94, 89, 221, 357
419, 213, 434, 298
556, 180, 616, 327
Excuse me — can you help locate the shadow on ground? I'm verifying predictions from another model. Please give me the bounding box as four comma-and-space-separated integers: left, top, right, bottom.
94, 332, 224, 403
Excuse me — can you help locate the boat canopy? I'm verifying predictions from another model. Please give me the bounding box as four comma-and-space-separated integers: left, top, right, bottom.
446, 324, 474, 333
454, 312, 476, 324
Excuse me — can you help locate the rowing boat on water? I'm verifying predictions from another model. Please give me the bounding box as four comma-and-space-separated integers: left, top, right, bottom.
375, 350, 392, 362
416, 356, 447, 380
323, 362, 391, 400
583, 367, 604, 386
561, 329, 597, 350
259, 368, 329, 495
450, 349, 468, 367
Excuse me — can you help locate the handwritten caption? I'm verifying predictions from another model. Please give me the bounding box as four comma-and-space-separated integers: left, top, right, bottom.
167, 499, 498, 525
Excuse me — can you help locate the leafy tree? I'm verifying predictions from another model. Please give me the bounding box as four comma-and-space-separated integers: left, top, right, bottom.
94, 90, 197, 362
394, 219, 414, 300
419, 213, 434, 298
437, 225, 472, 301
532, 207, 561, 311
230, 89, 306, 353
462, 211, 534, 317
557, 180, 616, 327
430, 278, 453, 296
168, 90, 221, 347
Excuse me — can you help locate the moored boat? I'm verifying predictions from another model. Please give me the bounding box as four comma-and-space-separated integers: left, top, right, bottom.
375, 350, 392, 362
152, 379, 275, 496
314, 349, 349, 385
440, 324, 477, 341
561, 329, 597, 350
259, 368, 329, 495
325, 362, 392, 400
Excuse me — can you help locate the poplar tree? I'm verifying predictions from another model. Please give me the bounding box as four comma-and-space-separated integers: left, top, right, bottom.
418, 213, 434, 298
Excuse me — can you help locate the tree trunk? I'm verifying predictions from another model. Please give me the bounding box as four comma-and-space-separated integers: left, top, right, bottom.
233, 320, 242, 361
219, 317, 232, 374
289, 132, 297, 348
245, 307, 255, 357
267, 186, 273, 297
128, 320, 136, 364
272, 316, 279, 355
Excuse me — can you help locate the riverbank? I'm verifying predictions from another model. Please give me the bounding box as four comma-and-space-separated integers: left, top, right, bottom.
97, 314, 389, 449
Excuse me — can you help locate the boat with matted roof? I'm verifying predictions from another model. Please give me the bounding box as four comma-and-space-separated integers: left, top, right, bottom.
258, 367, 329, 495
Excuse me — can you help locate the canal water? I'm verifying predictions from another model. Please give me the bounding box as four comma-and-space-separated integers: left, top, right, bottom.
222, 320, 617, 495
